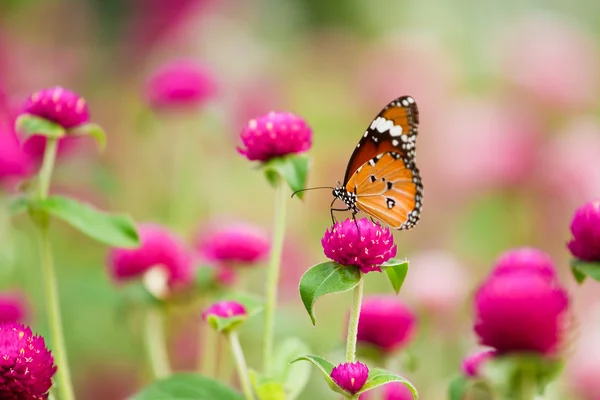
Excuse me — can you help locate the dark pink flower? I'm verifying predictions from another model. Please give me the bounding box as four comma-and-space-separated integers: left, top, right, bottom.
568, 200, 600, 262
22, 87, 89, 129
330, 361, 369, 395
145, 59, 218, 110
359, 382, 414, 400
202, 301, 246, 321
492, 247, 556, 282
461, 349, 496, 378
322, 218, 396, 274
0, 322, 56, 399
237, 112, 312, 162
0, 292, 28, 324
474, 271, 569, 354
356, 296, 416, 352
0, 118, 32, 183
196, 223, 270, 267
107, 223, 193, 290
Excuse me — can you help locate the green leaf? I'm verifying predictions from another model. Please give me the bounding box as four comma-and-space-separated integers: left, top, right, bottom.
250, 370, 286, 400
357, 368, 417, 398
8, 197, 29, 216
571, 259, 600, 282
206, 314, 247, 334
272, 338, 312, 400
299, 261, 361, 325
448, 375, 469, 400
15, 114, 66, 140
69, 123, 107, 151
33, 195, 140, 248
291, 355, 347, 396
263, 154, 310, 199
382, 259, 409, 294
130, 372, 244, 400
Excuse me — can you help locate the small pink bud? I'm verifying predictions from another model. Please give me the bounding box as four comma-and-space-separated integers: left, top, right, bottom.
202, 301, 246, 321
330, 361, 369, 395
22, 87, 90, 129
461, 349, 496, 378
568, 200, 600, 262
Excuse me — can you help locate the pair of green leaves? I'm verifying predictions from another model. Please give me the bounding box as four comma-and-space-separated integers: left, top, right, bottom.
205, 292, 264, 334
299, 259, 409, 325
293, 355, 417, 399
570, 259, 600, 284
262, 154, 310, 198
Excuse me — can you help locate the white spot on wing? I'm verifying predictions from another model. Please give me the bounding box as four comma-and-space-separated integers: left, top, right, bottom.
392, 139, 399, 146
389, 125, 402, 137
376, 119, 393, 133
370, 117, 383, 130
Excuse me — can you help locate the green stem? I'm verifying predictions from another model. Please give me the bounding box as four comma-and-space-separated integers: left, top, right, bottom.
262, 178, 288, 374
199, 322, 218, 376
346, 277, 364, 363
228, 332, 255, 400
517, 367, 537, 400
144, 307, 171, 379
35, 138, 75, 400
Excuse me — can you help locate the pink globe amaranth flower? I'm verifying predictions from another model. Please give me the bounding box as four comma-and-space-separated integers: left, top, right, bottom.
330, 361, 369, 395
461, 349, 496, 378
201, 301, 246, 321
107, 223, 194, 289
0, 292, 28, 324
356, 296, 416, 352
196, 223, 270, 267
474, 271, 569, 354
0, 120, 33, 183
322, 218, 396, 274
145, 59, 218, 110
568, 200, 600, 262
492, 247, 557, 282
359, 382, 414, 400
0, 322, 56, 399
237, 112, 312, 162
22, 87, 90, 129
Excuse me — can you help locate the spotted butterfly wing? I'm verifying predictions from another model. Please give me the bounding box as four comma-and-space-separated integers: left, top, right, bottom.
334, 96, 423, 230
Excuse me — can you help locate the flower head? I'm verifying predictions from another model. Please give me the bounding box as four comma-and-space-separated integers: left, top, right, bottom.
237, 112, 312, 162
322, 218, 396, 273
461, 349, 496, 378
359, 382, 414, 400
145, 59, 218, 110
0, 322, 56, 399
196, 222, 270, 267
356, 296, 416, 352
474, 271, 569, 354
492, 247, 556, 281
568, 200, 600, 262
202, 301, 246, 321
107, 223, 193, 291
330, 361, 369, 395
0, 292, 28, 324
22, 87, 89, 129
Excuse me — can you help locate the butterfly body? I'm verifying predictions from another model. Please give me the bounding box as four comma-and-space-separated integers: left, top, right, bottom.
332, 96, 423, 230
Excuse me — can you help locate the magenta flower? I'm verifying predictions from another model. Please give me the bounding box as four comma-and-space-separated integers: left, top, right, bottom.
492, 247, 556, 281
196, 223, 270, 267
0, 322, 56, 399
568, 200, 600, 262
202, 301, 246, 321
237, 111, 312, 162
322, 218, 396, 274
145, 59, 218, 110
0, 292, 28, 324
359, 382, 414, 400
461, 349, 496, 378
0, 121, 33, 183
107, 223, 193, 290
22, 87, 89, 129
355, 296, 416, 352
330, 361, 369, 395
474, 271, 569, 354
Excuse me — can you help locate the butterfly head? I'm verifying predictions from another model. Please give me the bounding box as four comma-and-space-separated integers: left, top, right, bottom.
333, 184, 359, 214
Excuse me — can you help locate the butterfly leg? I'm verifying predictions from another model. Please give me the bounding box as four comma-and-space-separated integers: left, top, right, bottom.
330, 208, 349, 225
351, 212, 361, 236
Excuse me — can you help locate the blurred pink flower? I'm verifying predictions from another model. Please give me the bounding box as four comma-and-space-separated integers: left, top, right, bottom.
360, 382, 414, 400
107, 223, 193, 290
0, 292, 28, 324
0, 116, 32, 184
498, 13, 599, 109
144, 59, 218, 110
22, 87, 89, 130
356, 296, 416, 352
474, 271, 569, 354
492, 247, 556, 282
0, 322, 56, 399
202, 301, 246, 320
461, 349, 496, 378
237, 112, 312, 162
404, 251, 469, 315
330, 361, 369, 395
195, 222, 270, 267
568, 200, 600, 262
322, 218, 396, 274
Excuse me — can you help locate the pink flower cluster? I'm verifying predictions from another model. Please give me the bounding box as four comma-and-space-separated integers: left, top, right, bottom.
22, 87, 89, 129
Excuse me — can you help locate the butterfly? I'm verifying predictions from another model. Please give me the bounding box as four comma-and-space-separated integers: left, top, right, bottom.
330, 96, 423, 230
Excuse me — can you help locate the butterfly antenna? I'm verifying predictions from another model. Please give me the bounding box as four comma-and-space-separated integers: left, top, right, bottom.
291, 186, 335, 199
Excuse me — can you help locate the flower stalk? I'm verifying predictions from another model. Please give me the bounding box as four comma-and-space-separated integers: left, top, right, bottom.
144, 306, 171, 379
228, 331, 255, 400
346, 277, 364, 363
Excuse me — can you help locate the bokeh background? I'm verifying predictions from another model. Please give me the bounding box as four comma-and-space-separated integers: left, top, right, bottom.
1, 0, 600, 399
